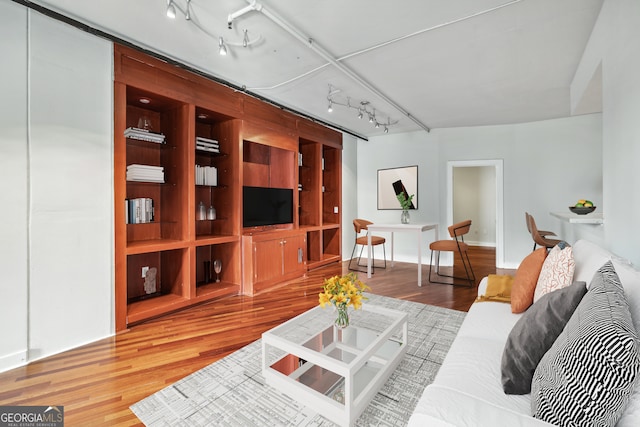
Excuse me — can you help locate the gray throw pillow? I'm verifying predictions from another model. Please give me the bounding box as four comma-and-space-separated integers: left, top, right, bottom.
531, 261, 640, 426
501, 280, 587, 394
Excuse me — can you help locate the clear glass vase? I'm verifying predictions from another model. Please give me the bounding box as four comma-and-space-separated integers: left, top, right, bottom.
401, 209, 410, 224
335, 305, 350, 329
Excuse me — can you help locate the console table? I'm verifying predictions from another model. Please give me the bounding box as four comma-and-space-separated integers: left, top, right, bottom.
366, 223, 438, 286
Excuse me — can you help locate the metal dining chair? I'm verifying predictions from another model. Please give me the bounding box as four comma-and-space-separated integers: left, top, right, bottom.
348, 219, 386, 273
429, 220, 476, 287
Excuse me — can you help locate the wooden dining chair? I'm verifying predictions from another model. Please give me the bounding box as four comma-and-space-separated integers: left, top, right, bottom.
525, 212, 558, 251
348, 219, 386, 273
527, 213, 562, 250
429, 220, 475, 287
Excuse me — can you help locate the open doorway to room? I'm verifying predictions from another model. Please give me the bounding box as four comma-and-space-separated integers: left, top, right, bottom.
446, 160, 504, 268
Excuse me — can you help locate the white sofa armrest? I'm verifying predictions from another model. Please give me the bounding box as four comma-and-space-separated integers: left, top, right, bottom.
477, 276, 489, 297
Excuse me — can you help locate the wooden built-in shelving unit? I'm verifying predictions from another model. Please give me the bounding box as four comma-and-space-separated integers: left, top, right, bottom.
114, 44, 342, 330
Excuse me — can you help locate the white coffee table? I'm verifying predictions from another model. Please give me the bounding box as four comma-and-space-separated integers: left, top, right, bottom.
262, 304, 408, 426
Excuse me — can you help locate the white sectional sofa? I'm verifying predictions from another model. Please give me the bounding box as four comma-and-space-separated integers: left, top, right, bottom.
408, 240, 640, 426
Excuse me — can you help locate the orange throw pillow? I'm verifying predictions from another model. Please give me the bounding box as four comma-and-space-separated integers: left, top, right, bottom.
511, 248, 547, 313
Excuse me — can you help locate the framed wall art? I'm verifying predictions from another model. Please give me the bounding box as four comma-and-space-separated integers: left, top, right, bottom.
377, 165, 418, 210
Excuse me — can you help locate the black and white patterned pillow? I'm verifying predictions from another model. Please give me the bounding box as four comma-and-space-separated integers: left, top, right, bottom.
501, 281, 587, 395
531, 261, 640, 426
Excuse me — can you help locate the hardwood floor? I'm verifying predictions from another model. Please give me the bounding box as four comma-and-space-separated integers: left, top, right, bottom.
0, 246, 512, 426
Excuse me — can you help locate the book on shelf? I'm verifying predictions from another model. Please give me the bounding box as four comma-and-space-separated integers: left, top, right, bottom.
125, 198, 154, 224
196, 136, 219, 145
124, 127, 166, 144
195, 164, 217, 186
126, 164, 165, 183
196, 136, 220, 153
127, 163, 164, 170
196, 145, 220, 154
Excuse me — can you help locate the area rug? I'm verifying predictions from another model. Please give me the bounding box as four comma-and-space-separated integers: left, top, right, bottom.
130, 294, 465, 426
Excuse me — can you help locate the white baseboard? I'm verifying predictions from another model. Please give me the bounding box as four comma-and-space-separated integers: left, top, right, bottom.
501, 262, 520, 269
467, 241, 496, 247
0, 350, 28, 373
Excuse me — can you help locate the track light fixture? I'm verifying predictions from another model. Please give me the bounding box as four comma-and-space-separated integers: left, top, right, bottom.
163, 1, 262, 58
326, 85, 398, 132
218, 37, 228, 56
166, 0, 176, 19
185, 0, 191, 20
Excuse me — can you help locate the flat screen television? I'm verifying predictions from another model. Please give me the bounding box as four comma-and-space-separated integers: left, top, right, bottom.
243, 186, 294, 227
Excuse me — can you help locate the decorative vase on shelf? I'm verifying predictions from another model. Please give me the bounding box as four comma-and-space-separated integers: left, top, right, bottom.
401, 209, 410, 224
197, 201, 206, 221
335, 305, 350, 329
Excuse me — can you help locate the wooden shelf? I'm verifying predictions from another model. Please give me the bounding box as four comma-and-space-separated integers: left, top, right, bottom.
126, 294, 190, 325
307, 253, 341, 270
126, 238, 186, 254
113, 44, 340, 331
322, 222, 341, 229
125, 137, 174, 150
194, 234, 239, 245
195, 282, 241, 299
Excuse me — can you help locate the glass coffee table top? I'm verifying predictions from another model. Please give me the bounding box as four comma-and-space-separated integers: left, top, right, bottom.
262, 304, 408, 425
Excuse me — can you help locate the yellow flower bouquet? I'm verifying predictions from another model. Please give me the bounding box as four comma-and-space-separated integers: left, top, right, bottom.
318, 272, 370, 328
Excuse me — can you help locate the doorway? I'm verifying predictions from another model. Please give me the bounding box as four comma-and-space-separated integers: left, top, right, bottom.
446, 160, 504, 268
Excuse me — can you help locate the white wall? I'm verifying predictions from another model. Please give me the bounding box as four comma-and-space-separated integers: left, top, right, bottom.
0, 0, 29, 371
341, 133, 358, 260
599, 0, 640, 266
357, 114, 603, 268
569, 0, 640, 267
356, 131, 441, 263
0, 4, 113, 372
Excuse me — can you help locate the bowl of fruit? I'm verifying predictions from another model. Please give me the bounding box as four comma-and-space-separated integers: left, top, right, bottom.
569, 199, 596, 215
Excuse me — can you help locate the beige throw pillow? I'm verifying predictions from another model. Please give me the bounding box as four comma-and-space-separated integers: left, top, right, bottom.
533, 245, 575, 303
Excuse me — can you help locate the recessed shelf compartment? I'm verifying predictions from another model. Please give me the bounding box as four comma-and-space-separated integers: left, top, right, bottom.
195, 241, 241, 290
126, 249, 186, 304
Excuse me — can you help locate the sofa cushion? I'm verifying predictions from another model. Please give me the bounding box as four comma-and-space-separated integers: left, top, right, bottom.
511, 248, 547, 313
613, 259, 640, 335
531, 261, 640, 426
501, 281, 587, 395
533, 245, 575, 303
432, 334, 532, 416
571, 239, 613, 283
409, 385, 556, 427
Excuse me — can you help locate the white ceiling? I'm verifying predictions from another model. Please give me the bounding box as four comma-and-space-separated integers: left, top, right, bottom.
32, 0, 604, 138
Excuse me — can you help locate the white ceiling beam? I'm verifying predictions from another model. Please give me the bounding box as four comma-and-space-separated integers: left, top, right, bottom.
244, 0, 432, 133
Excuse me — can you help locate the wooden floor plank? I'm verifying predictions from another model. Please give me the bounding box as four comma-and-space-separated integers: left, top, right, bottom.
0, 246, 512, 426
